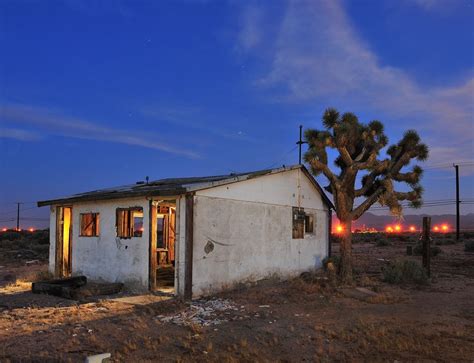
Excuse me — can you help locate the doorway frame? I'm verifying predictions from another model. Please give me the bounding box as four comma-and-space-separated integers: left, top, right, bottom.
55, 205, 73, 278
149, 199, 178, 291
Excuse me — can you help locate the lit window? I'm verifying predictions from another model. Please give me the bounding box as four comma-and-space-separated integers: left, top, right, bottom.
80, 213, 100, 237
116, 207, 144, 238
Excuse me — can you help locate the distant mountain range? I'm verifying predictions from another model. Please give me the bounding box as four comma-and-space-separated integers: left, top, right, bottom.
333, 212, 474, 231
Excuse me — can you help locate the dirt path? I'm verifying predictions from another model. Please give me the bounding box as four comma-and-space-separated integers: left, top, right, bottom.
1, 238, 473, 362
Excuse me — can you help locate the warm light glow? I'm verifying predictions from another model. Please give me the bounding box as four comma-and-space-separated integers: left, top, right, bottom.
409, 226, 416, 232
385, 226, 394, 233
433, 226, 439, 232
139, 227, 144, 232
395, 224, 401, 232
28, 227, 35, 232
1, 228, 7, 232
441, 224, 448, 232
336, 225, 343, 233
17, 228, 22, 232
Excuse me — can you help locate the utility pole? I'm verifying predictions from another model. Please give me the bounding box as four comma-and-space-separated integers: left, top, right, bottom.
16, 202, 22, 231
454, 164, 460, 240
296, 125, 308, 164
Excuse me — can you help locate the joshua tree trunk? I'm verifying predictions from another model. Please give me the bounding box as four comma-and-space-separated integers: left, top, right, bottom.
338, 217, 353, 283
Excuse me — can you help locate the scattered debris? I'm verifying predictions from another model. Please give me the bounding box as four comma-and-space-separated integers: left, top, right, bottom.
32, 276, 123, 300
157, 299, 239, 326
25, 260, 40, 266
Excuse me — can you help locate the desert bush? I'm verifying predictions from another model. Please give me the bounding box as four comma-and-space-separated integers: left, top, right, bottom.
382, 260, 428, 285
463, 232, 474, 239
435, 237, 456, 245
465, 240, 474, 252
412, 243, 441, 257
322, 255, 341, 271
376, 238, 391, 247
330, 235, 343, 244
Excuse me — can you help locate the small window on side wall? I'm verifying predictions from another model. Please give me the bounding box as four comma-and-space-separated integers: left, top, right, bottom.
80, 213, 100, 237
305, 214, 314, 234
292, 207, 305, 239
116, 207, 143, 238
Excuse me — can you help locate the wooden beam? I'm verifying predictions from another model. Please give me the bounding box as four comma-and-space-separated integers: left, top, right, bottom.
184, 193, 194, 300
149, 200, 157, 290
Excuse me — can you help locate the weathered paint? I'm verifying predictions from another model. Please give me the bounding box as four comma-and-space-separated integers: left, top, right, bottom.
46, 168, 330, 297
48, 198, 150, 290
191, 169, 329, 297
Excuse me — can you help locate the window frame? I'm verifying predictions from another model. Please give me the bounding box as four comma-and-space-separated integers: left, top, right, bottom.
79, 212, 100, 237
116, 207, 144, 239
292, 207, 305, 239
305, 213, 314, 234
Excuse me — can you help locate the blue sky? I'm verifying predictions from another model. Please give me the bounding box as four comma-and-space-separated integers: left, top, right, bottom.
1, 0, 473, 227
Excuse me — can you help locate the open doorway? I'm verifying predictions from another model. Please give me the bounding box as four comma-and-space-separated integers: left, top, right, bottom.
56, 206, 72, 277
149, 201, 176, 292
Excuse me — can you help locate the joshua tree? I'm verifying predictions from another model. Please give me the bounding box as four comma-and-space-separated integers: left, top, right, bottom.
304, 108, 428, 282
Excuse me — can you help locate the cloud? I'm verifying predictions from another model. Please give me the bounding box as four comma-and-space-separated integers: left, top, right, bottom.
236, 5, 264, 52
140, 105, 258, 143
237, 0, 473, 164
0, 104, 200, 158
0, 127, 42, 141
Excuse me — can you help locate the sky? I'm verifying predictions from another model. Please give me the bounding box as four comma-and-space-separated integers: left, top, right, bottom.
0, 0, 473, 228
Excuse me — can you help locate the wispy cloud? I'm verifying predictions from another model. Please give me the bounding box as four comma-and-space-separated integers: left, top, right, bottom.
237, 0, 474, 166
0, 103, 200, 158
0, 127, 42, 141
140, 105, 258, 143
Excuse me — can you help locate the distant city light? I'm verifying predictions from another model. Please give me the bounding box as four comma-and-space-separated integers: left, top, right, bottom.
386, 226, 394, 233
433, 225, 439, 232
395, 224, 401, 232
441, 224, 449, 232
336, 225, 343, 233
409, 226, 416, 232
28, 227, 35, 232
1, 228, 7, 232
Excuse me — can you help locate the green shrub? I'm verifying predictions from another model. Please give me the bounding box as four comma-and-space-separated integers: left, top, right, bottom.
413, 243, 441, 257
465, 240, 474, 252
382, 260, 428, 285
376, 238, 391, 247
435, 237, 456, 245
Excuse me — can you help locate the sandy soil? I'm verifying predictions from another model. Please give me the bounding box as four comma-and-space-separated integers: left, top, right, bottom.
0, 235, 473, 362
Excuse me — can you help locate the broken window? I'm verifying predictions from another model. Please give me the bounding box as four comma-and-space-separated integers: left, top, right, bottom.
116, 207, 144, 238
305, 214, 314, 234
80, 213, 99, 237
292, 207, 305, 239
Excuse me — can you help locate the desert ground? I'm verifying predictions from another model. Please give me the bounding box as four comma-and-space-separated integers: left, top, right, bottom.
0, 230, 473, 362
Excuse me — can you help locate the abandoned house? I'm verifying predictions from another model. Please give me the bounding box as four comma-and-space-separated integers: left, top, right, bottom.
37, 164, 333, 298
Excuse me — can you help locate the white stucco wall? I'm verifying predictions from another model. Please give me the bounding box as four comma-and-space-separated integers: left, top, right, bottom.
49, 197, 151, 290
192, 168, 329, 297
48, 206, 56, 275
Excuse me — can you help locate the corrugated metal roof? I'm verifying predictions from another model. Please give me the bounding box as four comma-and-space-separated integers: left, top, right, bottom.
37, 164, 334, 208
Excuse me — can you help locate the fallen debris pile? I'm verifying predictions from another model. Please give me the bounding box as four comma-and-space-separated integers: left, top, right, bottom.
157, 299, 240, 326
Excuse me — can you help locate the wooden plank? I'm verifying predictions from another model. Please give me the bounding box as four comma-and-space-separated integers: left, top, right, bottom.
149, 200, 157, 290
184, 193, 194, 300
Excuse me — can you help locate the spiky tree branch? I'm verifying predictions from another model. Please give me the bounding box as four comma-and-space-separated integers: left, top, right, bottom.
304, 108, 429, 281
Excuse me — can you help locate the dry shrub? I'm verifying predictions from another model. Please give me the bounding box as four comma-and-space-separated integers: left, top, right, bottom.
464, 240, 474, 252
382, 260, 428, 285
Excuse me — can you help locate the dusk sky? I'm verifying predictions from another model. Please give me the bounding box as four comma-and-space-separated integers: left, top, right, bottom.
1, 0, 473, 228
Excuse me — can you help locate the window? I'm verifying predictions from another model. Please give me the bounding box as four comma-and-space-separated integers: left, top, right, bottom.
116, 207, 143, 238
80, 213, 100, 237
305, 214, 314, 234
292, 207, 305, 239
